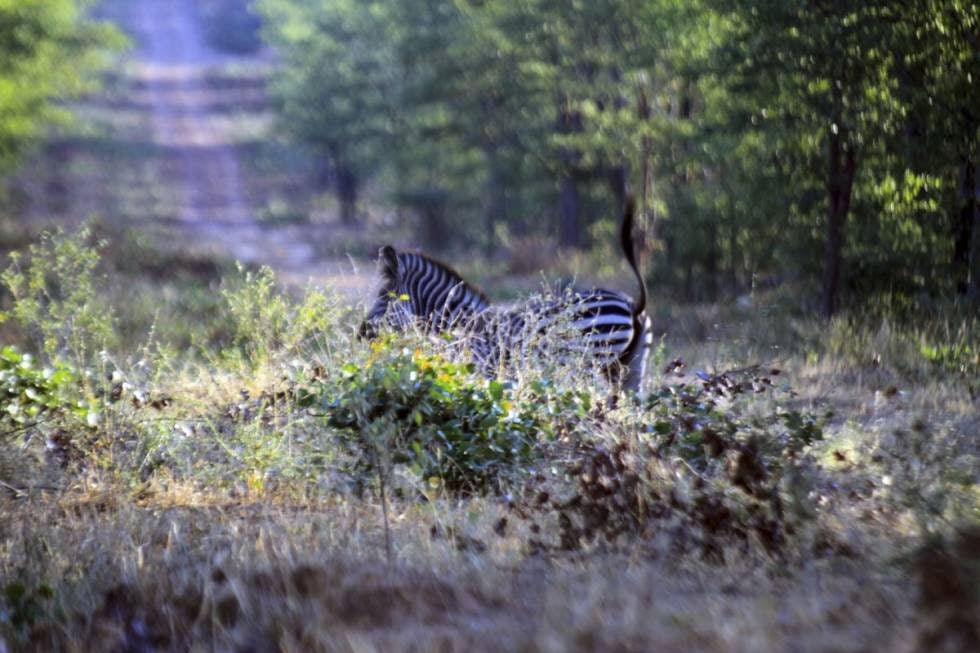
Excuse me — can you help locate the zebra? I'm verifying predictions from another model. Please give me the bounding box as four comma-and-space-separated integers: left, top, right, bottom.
358, 245, 490, 339
465, 196, 652, 392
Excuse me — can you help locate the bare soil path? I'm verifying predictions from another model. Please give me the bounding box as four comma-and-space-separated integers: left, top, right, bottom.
125, 0, 373, 293
18, 0, 375, 297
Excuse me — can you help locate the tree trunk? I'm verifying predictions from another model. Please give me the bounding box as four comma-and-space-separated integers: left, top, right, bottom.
683, 259, 694, 302
559, 173, 582, 249
608, 164, 627, 220
313, 154, 333, 192
954, 158, 977, 295
484, 143, 506, 258
704, 221, 719, 301
335, 162, 359, 225
557, 100, 584, 249
728, 221, 739, 299
637, 86, 655, 257
726, 187, 739, 299
821, 126, 857, 318
423, 203, 446, 250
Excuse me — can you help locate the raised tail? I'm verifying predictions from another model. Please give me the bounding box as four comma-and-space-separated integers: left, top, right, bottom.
619, 194, 647, 318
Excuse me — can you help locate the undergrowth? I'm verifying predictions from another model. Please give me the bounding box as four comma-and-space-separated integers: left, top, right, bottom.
0, 229, 976, 650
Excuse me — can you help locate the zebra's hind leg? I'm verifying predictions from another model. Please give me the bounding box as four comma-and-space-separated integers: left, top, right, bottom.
619, 314, 654, 394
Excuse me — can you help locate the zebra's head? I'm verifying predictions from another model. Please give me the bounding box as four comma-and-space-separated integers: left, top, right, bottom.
359, 245, 414, 338
358, 245, 490, 339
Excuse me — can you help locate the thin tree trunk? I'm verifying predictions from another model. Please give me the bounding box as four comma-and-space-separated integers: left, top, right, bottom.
726, 185, 739, 299
637, 86, 655, 256
608, 164, 627, 220
313, 153, 333, 192
728, 219, 739, 299
559, 173, 582, 249
422, 198, 447, 250
484, 143, 505, 258
821, 125, 857, 318
557, 100, 584, 249
704, 220, 719, 301
684, 259, 694, 302
335, 162, 359, 225
954, 158, 976, 295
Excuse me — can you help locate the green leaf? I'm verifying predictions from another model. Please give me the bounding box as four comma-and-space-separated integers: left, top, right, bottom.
488, 380, 504, 402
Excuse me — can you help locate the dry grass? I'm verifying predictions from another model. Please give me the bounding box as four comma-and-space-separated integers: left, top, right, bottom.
2, 0, 973, 649
0, 484, 929, 652
1, 279, 976, 652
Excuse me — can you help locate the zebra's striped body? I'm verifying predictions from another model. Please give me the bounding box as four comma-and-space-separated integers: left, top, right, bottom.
468, 286, 652, 392
359, 246, 489, 338
467, 197, 652, 392
360, 198, 652, 392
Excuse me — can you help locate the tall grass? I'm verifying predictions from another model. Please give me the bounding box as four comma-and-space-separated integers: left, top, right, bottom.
0, 229, 976, 651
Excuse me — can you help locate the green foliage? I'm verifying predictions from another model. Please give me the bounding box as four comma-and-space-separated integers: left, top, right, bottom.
919, 341, 976, 377
0, 0, 126, 171
0, 579, 55, 642
1, 227, 115, 366
220, 264, 343, 367
825, 297, 979, 387
260, 0, 977, 307
259, 0, 396, 221
871, 421, 977, 538
220, 264, 290, 367
643, 370, 823, 470
0, 346, 97, 432
518, 365, 827, 557
322, 337, 588, 492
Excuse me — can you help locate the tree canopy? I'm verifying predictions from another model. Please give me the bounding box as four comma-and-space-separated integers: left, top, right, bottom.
260, 0, 979, 312
0, 0, 125, 172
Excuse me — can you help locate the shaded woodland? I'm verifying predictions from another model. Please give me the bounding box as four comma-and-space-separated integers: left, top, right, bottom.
260, 0, 978, 313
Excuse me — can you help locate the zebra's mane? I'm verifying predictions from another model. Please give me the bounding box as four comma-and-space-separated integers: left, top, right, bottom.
377, 245, 489, 304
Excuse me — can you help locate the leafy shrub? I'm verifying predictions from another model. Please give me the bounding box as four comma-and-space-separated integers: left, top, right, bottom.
220, 265, 290, 367
1, 227, 115, 366
912, 526, 980, 651
0, 579, 56, 642
869, 420, 977, 537
321, 337, 591, 493
825, 297, 979, 388
643, 366, 823, 470
0, 346, 98, 435
512, 365, 826, 558
220, 265, 345, 368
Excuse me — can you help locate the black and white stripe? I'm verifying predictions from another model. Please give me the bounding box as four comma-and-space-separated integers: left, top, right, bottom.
466, 197, 652, 391
467, 287, 652, 391
359, 245, 490, 338
360, 198, 652, 391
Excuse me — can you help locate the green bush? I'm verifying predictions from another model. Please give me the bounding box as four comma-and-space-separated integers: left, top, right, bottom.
1, 227, 115, 366
825, 298, 980, 392
0, 579, 56, 642
0, 345, 98, 435
219, 264, 348, 368
643, 368, 823, 472
513, 366, 828, 558
0, 0, 126, 172
322, 337, 591, 493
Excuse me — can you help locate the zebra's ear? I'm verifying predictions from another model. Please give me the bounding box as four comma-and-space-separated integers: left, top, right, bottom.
378, 245, 399, 283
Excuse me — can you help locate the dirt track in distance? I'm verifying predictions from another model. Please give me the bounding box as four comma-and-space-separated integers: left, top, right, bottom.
17, 0, 376, 297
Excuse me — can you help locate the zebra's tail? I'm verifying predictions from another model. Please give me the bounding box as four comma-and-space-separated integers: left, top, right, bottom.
619, 194, 647, 319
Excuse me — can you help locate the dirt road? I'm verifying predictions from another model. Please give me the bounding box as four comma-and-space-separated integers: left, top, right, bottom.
132, 0, 375, 292
30, 0, 376, 296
